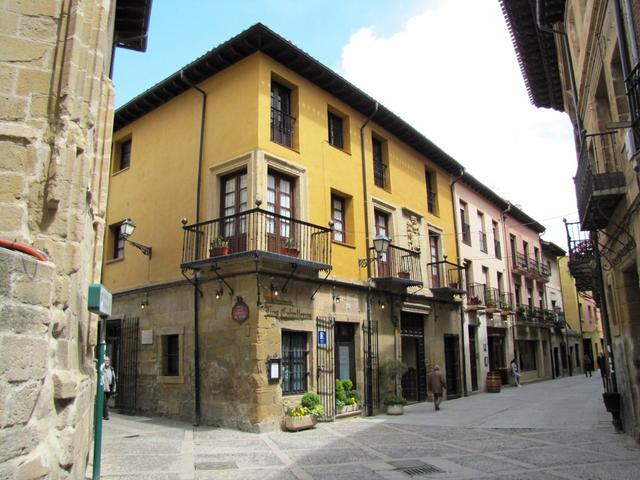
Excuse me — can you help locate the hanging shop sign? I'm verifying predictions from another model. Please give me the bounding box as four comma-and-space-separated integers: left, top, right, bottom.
232, 297, 250, 324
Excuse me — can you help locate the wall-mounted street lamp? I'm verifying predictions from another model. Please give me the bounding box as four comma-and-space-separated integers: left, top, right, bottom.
120, 218, 152, 258
358, 234, 390, 268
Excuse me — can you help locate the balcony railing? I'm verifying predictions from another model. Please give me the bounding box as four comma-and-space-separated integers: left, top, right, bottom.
499, 291, 514, 313
427, 259, 465, 297
512, 252, 550, 281
484, 287, 500, 311
466, 283, 486, 309
461, 222, 471, 246
371, 244, 422, 286
479, 232, 487, 253
626, 61, 640, 149
564, 220, 596, 292
181, 208, 331, 269
574, 135, 626, 230
271, 107, 295, 148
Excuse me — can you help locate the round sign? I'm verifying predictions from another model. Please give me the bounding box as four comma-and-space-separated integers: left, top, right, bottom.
232, 298, 249, 324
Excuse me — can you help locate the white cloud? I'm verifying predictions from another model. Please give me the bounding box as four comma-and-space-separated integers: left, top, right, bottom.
339, 0, 578, 248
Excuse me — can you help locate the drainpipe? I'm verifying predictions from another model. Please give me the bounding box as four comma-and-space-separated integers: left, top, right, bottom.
536, 0, 585, 148
360, 102, 378, 417
500, 202, 515, 364
180, 70, 207, 426
449, 169, 467, 396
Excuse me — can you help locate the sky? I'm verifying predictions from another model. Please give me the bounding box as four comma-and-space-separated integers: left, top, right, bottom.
113, 0, 578, 249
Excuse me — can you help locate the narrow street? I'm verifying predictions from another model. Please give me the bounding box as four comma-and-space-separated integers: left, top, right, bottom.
90, 375, 640, 479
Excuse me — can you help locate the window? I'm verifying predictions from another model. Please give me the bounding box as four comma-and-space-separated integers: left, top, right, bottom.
510, 234, 517, 264
478, 212, 487, 253
493, 221, 501, 259
374, 210, 390, 276
114, 138, 131, 172
267, 171, 295, 251
429, 232, 441, 288
271, 81, 294, 147
221, 170, 248, 252
517, 340, 537, 371
331, 195, 346, 242
162, 334, 180, 376
460, 202, 470, 245
523, 241, 529, 267
328, 111, 344, 149
426, 169, 438, 215
372, 136, 388, 189
282, 331, 308, 395
109, 222, 125, 260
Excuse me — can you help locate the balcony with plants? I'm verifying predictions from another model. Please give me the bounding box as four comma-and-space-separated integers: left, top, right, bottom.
370, 244, 422, 288
465, 283, 486, 311
180, 209, 332, 273
574, 134, 626, 230
564, 220, 597, 292
484, 287, 500, 314
427, 258, 465, 298
499, 291, 515, 314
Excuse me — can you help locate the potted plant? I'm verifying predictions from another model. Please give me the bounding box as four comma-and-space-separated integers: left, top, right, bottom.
284, 392, 323, 432
281, 237, 300, 257
210, 236, 230, 257
335, 379, 361, 414
516, 305, 527, 319
379, 358, 408, 415
485, 294, 498, 312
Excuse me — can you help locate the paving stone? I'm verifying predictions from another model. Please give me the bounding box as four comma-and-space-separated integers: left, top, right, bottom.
267, 433, 342, 450
102, 439, 182, 455
445, 454, 532, 474
194, 467, 298, 480
101, 475, 180, 480
285, 447, 382, 465
446, 435, 549, 453
553, 462, 640, 480
371, 442, 468, 459
195, 451, 284, 468
492, 471, 570, 480
521, 429, 621, 445
100, 454, 182, 475
389, 424, 493, 441
505, 445, 617, 468
304, 463, 389, 479
570, 441, 640, 461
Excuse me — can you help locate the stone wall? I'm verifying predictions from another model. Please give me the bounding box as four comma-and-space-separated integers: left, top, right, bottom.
0, 0, 116, 477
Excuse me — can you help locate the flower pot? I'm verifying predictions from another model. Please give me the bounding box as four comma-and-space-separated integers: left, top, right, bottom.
210, 246, 230, 257
386, 404, 404, 415
284, 414, 317, 432
397, 271, 410, 279
281, 247, 300, 258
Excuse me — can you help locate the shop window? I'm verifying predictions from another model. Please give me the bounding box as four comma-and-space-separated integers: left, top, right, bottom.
282, 331, 309, 395
517, 340, 537, 371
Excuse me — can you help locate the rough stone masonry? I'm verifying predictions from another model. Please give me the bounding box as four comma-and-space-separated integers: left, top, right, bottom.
0, 1, 118, 478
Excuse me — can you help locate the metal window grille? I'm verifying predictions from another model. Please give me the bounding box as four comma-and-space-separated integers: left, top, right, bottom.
282, 331, 308, 394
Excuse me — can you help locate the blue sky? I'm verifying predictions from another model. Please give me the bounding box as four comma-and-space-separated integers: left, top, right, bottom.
113, 0, 434, 107
113, 0, 577, 249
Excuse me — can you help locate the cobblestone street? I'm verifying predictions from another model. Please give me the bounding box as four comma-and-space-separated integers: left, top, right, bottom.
90, 375, 640, 479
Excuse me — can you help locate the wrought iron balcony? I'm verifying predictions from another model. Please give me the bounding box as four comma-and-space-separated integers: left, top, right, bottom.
180, 208, 331, 271
626, 61, 640, 149
370, 244, 422, 288
574, 136, 626, 230
427, 259, 465, 297
484, 287, 500, 313
515, 304, 535, 324
512, 252, 550, 281
564, 220, 596, 292
499, 291, 514, 314
466, 283, 486, 310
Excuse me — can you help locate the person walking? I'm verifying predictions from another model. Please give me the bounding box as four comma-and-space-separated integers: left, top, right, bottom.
428, 365, 446, 411
511, 357, 521, 387
100, 356, 116, 420
583, 353, 593, 377
597, 352, 607, 389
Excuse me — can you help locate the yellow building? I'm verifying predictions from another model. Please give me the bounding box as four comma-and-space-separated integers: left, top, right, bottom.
103, 24, 466, 430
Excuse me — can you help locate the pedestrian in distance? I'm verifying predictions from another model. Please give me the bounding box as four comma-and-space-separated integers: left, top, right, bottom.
597, 352, 607, 389
511, 357, 521, 387
428, 365, 446, 411
583, 353, 593, 377
100, 356, 116, 420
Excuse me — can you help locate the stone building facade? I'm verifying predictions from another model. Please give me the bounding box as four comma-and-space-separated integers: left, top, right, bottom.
0, 1, 151, 477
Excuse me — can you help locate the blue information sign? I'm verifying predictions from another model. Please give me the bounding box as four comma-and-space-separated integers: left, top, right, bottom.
318, 330, 327, 345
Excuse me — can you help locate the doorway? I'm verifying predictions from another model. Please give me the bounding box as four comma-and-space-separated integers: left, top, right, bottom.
444, 334, 460, 398
554, 347, 561, 377
335, 322, 355, 386
401, 313, 426, 402
105, 317, 138, 413
468, 325, 478, 391
487, 327, 507, 383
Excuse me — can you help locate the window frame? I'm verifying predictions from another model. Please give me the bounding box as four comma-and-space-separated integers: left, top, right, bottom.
328, 111, 344, 150
372, 135, 388, 189
270, 80, 295, 148
281, 330, 309, 395
517, 340, 537, 372
113, 138, 132, 173
107, 222, 125, 261
158, 327, 184, 384
426, 169, 438, 215
331, 194, 346, 243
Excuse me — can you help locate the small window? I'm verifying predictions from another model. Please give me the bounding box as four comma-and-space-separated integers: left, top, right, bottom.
328, 111, 344, 149
115, 139, 131, 171
162, 334, 180, 376
426, 169, 438, 215
109, 222, 125, 260
332, 195, 346, 242
271, 81, 294, 148
372, 136, 388, 189
282, 331, 308, 395
460, 201, 470, 246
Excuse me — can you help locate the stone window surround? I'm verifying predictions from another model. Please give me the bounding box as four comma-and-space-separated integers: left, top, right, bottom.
158, 326, 184, 384
208, 149, 308, 222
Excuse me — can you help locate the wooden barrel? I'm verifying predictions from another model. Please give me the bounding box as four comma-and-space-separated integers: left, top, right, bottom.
487, 371, 501, 393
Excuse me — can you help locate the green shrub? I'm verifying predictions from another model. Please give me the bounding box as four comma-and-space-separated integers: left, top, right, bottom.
341, 379, 353, 392
301, 391, 321, 409
335, 379, 347, 404
383, 394, 407, 406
